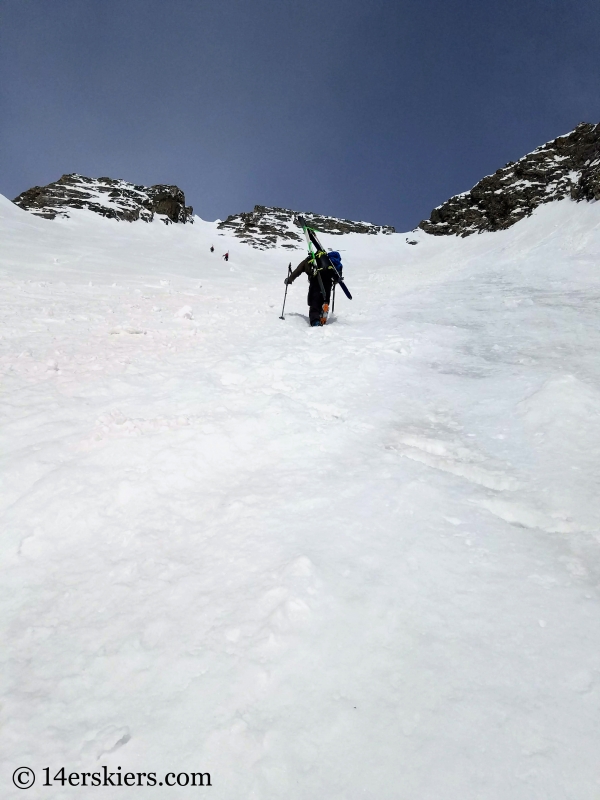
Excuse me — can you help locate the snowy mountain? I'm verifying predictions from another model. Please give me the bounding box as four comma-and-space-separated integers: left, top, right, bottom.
13, 173, 194, 224
2, 138, 600, 799
12, 176, 393, 250
420, 121, 600, 236
217, 204, 395, 249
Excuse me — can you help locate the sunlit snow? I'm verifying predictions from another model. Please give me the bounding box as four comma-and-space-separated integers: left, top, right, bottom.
1, 194, 599, 799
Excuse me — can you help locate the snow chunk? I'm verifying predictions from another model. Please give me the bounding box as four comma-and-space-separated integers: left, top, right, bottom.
109, 325, 146, 334
175, 305, 194, 320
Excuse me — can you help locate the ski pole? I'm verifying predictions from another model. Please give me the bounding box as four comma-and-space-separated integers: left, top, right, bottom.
331, 281, 336, 315
279, 263, 291, 319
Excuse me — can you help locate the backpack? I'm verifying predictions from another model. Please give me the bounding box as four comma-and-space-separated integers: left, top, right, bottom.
327, 251, 343, 277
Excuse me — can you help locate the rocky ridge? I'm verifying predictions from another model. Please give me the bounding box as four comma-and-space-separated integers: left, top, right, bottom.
217, 205, 395, 249
13, 174, 193, 224
419, 122, 600, 237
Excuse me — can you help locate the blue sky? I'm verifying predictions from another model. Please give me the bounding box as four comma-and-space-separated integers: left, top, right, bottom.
2, 0, 600, 230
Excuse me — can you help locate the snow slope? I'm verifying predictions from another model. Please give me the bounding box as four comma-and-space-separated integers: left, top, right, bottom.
1, 194, 600, 799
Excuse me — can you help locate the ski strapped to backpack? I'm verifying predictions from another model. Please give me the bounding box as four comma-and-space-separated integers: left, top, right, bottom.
297, 215, 352, 325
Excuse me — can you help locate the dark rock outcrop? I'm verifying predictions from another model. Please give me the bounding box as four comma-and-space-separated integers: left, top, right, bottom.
419, 122, 600, 237
218, 205, 395, 249
13, 174, 194, 224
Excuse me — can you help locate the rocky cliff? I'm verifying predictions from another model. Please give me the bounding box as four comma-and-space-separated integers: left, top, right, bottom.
217, 205, 395, 249
13, 174, 194, 223
419, 122, 600, 237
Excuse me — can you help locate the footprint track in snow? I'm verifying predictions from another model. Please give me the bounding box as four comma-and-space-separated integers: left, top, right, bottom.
387, 431, 520, 491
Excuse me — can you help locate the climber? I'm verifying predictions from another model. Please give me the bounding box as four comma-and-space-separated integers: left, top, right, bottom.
284, 255, 335, 326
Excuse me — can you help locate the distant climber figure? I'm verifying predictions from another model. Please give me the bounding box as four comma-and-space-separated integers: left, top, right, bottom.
210, 245, 214, 253
223, 252, 229, 262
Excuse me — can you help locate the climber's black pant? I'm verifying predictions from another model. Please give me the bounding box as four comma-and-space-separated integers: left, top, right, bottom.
307, 274, 333, 325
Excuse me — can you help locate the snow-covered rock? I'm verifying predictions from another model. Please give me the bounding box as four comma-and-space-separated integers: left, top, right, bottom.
420, 121, 600, 236
13, 173, 194, 224
217, 204, 395, 249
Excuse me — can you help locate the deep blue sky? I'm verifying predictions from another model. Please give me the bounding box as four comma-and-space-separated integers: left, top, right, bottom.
2, 0, 600, 231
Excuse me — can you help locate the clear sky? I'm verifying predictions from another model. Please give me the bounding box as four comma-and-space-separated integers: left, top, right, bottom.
2, 0, 600, 231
